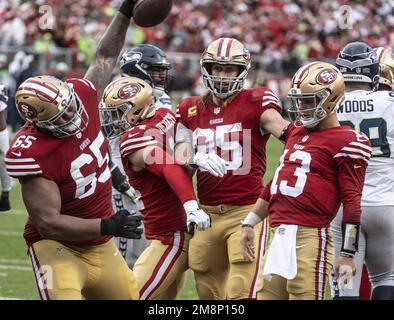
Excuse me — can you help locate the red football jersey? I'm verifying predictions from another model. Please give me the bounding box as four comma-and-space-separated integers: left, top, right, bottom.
267, 122, 371, 228
176, 88, 282, 205
119, 108, 187, 239
5, 79, 113, 246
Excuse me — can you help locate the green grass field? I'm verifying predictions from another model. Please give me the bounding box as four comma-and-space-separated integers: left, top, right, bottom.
0, 137, 283, 300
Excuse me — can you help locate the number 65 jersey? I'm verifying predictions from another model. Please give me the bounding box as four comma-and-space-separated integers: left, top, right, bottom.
5, 79, 113, 247
336, 90, 394, 206
268, 122, 372, 228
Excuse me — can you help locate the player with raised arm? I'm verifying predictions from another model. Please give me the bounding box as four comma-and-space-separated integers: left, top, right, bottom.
4, 0, 149, 300
330, 42, 394, 300
241, 62, 371, 300
175, 37, 288, 300
100, 76, 210, 300
104, 44, 173, 268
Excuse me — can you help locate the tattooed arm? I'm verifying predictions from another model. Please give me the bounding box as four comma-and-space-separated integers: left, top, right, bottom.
84, 1, 136, 102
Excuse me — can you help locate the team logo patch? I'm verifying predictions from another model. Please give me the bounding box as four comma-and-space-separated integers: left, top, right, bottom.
18, 103, 37, 119
118, 83, 141, 99
213, 107, 221, 115
316, 68, 337, 84
188, 106, 197, 117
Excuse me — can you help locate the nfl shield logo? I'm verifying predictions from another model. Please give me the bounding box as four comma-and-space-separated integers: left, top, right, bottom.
302, 135, 309, 142
214, 107, 221, 115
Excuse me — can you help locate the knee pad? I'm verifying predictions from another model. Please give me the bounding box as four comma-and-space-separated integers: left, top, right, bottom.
227, 274, 249, 300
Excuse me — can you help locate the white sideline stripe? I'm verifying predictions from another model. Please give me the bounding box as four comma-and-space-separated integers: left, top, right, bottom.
0, 296, 22, 300
0, 265, 31, 271
0, 273, 8, 277
0, 231, 20, 236
0, 259, 30, 265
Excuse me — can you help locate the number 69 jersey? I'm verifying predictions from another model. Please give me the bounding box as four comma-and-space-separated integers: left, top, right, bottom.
336, 90, 394, 206
5, 79, 113, 247
268, 122, 372, 228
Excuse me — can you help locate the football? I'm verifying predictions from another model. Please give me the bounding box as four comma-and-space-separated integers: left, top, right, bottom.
133, 0, 173, 28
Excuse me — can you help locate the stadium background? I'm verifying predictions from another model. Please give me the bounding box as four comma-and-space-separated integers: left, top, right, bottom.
0, 0, 392, 299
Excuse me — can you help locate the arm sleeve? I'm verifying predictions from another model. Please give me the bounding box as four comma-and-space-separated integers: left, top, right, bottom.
144, 147, 196, 204
338, 160, 368, 223
259, 179, 272, 201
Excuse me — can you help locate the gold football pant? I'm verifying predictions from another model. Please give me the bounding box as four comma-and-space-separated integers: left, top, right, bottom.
258, 226, 334, 300
28, 239, 139, 300
189, 204, 268, 300
133, 231, 189, 300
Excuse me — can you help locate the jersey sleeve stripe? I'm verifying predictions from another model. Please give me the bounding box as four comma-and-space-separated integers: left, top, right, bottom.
333, 153, 369, 162
263, 95, 279, 101
262, 100, 281, 107
80, 79, 96, 91
5, 157, 37, 163
340, 147, 372, 158
7, 170, 43, 176
349, 141, 373, 152
6, 164, 41, 169
120, 140, 157, 154
120, 136, 154, 148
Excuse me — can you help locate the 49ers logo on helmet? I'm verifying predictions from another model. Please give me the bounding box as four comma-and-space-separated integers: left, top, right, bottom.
316, 68, 337, 84
118, 83, 141, 99
18, 103, 37, 119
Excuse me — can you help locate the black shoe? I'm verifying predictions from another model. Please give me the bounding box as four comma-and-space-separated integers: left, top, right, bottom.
0, 195, 10, 211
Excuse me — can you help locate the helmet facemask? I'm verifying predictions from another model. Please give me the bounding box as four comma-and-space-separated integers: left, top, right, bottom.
288, 89, 332, 128
100, 102, 132, 139
34, 86, 89, 138
201, 62, 247, 99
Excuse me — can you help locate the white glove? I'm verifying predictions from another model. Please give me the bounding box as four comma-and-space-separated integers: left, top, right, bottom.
184, 200, 211, 232
124, 185, 138, 204
191, 152, 227, 177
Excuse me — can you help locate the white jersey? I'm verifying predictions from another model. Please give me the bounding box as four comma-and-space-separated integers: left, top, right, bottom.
336, 90, 394, 206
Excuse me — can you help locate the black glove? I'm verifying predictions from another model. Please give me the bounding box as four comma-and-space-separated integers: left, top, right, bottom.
101, 209, 143, 239
119, 0, 137, 19
111, 164, 130, 194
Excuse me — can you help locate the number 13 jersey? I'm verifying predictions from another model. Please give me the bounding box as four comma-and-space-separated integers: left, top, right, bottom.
268, 122, 372, 228
176, 88, 282, 206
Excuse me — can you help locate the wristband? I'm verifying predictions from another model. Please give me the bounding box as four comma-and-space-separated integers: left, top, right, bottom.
119, 0, 135, 19
241, 212, 262, 227
340, 222, 360, 257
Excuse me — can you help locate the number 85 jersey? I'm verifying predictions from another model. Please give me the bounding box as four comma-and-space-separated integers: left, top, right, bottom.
5, 79, 113, 247
268, 122, 372, 228
176, 88, 282, 206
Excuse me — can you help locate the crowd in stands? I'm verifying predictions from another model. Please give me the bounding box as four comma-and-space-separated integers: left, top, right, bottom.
0, 0, 392, 130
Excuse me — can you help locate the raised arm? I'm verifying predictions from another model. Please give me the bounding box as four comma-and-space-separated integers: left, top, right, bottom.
84, 0, 136, 101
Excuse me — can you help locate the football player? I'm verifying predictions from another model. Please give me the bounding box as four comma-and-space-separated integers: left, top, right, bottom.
241, 61, 371, 300
175, 37, 288, 299
4, 0, 143, 300
99, 77, 211, 300
330, 42, 394, 300
0, 83, 11, 211
104, 44, 173, 269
